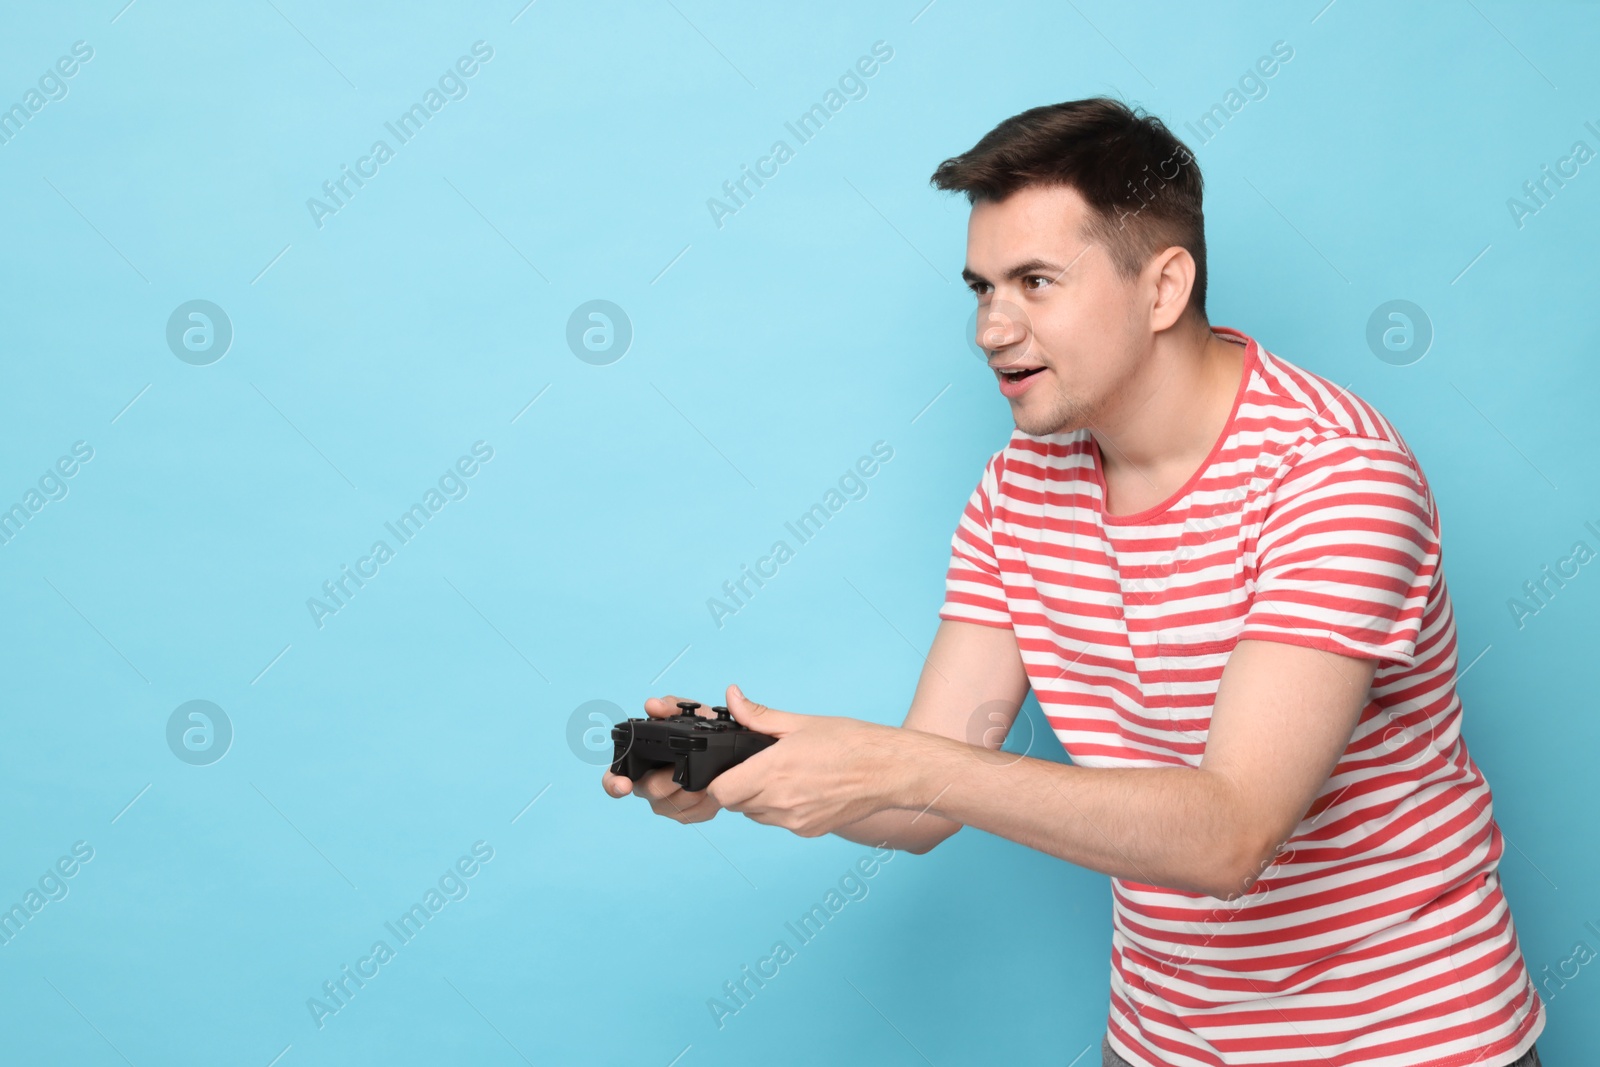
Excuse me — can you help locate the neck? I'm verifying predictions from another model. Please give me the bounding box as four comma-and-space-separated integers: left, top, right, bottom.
1092, 319, 1244, 487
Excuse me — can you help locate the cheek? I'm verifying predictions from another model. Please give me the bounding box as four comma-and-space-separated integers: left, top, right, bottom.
1027, 309, 1074, 364
1041, 279, 1122, 343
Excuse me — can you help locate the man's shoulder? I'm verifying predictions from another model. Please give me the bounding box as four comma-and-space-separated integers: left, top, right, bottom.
1250, 343, 1419, 467
1248, 343, 1438, 528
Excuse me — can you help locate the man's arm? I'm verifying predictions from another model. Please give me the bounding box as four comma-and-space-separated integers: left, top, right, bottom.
709, 636, 1375, 899
830, 617, 1031, 854
599, 618, 1028, 843
886, 638, 1376, 898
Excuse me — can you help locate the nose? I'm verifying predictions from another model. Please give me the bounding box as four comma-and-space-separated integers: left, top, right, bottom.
975, 298, 1028, 357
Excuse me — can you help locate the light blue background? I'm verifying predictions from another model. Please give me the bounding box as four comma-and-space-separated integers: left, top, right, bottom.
0, 1, 1595, 1064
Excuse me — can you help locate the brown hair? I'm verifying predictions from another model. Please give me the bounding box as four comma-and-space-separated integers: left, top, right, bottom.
929, 97, 1208, 320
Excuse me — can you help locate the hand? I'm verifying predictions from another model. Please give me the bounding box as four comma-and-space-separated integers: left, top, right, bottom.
707, 684, 908, 838
600, 694, 723, 825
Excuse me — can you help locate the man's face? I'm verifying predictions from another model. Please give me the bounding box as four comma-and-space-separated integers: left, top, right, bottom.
963, 183, 1149, 436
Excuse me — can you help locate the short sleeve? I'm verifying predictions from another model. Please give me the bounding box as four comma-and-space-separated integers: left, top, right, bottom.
1238, 435, 1438, 669
938, 450, 1012, 629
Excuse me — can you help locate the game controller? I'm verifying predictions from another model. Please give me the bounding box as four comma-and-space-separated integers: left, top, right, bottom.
610, 701, 779, 792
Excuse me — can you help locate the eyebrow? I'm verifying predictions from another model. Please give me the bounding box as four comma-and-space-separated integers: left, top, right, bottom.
960, 257, 1068, 286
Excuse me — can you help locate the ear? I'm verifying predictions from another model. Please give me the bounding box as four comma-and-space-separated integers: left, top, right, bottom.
725, 684, 802, 737
1147, 244, 1196, 332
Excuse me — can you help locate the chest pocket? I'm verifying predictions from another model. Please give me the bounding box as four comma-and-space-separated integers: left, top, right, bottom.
1141, 630, 1242, 756
1154, 633, 1240, 659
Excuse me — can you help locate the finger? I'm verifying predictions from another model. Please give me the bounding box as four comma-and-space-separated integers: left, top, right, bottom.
642, 694, 681, 718
622, 765, 719, 821
653, 790, 721, 823
631, 767, 685, 803
649, 777, 720, 815
601, 770, 633, 798
643, 694, 706, 719
739, 806, 780, 826
724, 684, 799, 737
706, 765, 759, 810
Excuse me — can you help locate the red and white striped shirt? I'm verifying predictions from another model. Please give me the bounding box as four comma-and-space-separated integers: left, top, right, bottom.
939, 327, 1544, 1067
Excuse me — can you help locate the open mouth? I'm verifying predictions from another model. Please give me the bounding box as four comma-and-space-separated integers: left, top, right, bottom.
997, 367, 1045, 383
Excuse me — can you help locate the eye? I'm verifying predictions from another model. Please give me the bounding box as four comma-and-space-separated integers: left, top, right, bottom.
967, 281, 991, 297
1023, 274, 1052, 290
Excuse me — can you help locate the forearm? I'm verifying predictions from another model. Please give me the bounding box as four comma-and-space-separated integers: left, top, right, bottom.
832, 806, 959, 855
895, 728, 1264, 898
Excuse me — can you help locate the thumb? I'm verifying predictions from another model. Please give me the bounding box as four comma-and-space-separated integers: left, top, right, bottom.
725, 684, 799, 737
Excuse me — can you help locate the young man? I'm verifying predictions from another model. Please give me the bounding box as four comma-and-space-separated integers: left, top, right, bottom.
603, 98, 1546, 1067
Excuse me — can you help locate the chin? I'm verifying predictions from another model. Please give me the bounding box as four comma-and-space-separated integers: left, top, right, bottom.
1015, 416, 1069, 436
1013, 398, 1086, 437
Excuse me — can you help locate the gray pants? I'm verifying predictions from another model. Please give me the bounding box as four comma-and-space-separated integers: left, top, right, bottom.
1101, 1034, 1542, 1067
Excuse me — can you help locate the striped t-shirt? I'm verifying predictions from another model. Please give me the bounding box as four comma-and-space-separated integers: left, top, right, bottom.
938, 327, 1545, 1067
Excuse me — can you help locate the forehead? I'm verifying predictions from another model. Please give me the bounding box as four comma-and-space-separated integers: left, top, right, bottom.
963, 184, 1095, 279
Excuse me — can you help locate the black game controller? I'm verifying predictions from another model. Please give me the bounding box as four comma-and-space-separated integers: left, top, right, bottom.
610, 701, 779, 792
